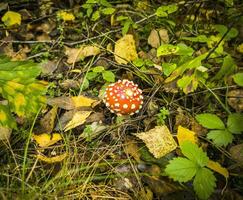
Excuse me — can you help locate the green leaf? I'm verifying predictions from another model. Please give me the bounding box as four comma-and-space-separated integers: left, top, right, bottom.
180, 141, 209, 167
165, 157, 198, 182
100, 0, 112, 7
92, 66, 105, 73
232, 73, 243, 86
181, 35, 208, 43
102, 70, 115, 82
227, 113, 243, 134
195, 113, 225, 129
207, 130, 233, 147
86, 72, 98, 80
157, 44, 179, 56
101, 8, 115, 15
133, 58, 145, 67
2, 11, 21, 27
193, 168, 216, 200
162, 63, 177, 76
0, 104, 16, 128
214, 24, 238, 40
176, 43, 194, 56
122, 20, 132, 36
91, 10, 100, 21
156, 4, 178, 17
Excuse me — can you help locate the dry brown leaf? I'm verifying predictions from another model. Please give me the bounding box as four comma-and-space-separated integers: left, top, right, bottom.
114, 34, 138, 64
65, 45, 101, 64
227, 89, 243, 112
41, 60, 58, 75
40, 106, 58, 133
207, 160, 229, 179
33, 133, 62, 148
124, 139, 141, 162
47, 95, 97, 110
134, 126, 177, 158
148, 29, 169, 48
64, 110, 92, 131
0, 126, 12, 140
229, 144, 243, 163
37, 152, 67, 163
177, 126, 198, 146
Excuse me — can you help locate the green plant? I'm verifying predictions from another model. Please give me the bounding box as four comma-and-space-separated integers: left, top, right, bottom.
165, 141, 216, 200
156, 107, 169, 125
116, 15, 137, 36
0, 56, 46, 128
196, 113, 243, 146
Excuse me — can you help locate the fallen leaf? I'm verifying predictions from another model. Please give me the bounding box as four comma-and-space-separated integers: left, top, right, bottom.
0, 126, 12, 140
124, 139, 141, 162
33, 133, 62, 148
148, 29, 169, 48
2, 11, 21, 27
207, 160, 229, 179
229, 144, 243, 163
134, 126, 177, 158
177, 125, 198, 146
40, 106, 58, 133
47, 95, 98, 110
227, 89, 243, 112
64, 110, 92, 131
57, 10, 75, 21
65, 45, 101, 64
37, 152, 67, 163
114, 34, 138, 64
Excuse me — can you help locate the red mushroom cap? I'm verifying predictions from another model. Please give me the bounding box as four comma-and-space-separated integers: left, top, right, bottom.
103, 79, 143, 115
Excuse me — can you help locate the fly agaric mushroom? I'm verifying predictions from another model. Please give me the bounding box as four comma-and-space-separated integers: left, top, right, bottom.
103, 79, 143, 115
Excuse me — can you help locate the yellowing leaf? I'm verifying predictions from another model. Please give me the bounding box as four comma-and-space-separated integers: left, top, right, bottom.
134, 126, 177, 158
47, 95, 98, 110
177, 125, 198, 146
114, 34, 138, 64
2, 11, 21, 27
64, 110, 92, 131
57, 11, 75, 21
207, 160, 229, 179
33, 133, 62, 148
65, 45, 101, 64
237, 43, 243, 54
37, 152, 67, 163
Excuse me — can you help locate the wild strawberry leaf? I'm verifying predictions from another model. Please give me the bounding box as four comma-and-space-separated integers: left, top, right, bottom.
207, 130, 233, 147
195, 113, 225, 129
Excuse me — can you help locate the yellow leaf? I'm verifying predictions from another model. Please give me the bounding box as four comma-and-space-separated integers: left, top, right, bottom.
134, 126, 177, 158
57, 11, 75, 21
64, 110, 92, 131
37, 152, 67, 163
33, 133, 62, 148
237, 43, 243, 54
72, 95, 98, 108
2, 11, 21, 27
65, 45, 101, 64
207, 160, 229, 179
177, 125, 198, 146
114, 34, 138, 64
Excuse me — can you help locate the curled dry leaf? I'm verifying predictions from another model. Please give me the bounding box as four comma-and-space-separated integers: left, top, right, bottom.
33, 133, 62, 148
37, 152, 67, 163
47, 95, 98, 110
148, 29, 169, 48
65, 45, 101, 64
134, 126, 177, 159
114, 34, 138, 64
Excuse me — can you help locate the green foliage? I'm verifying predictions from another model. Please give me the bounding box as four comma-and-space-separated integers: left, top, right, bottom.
0, 56, 46, 128
156, 107, 169, 125
232, 73, 243, 86
156, 4, 178, 17
116, 15, 137, 36
165, 141, 216, 199
196, 113, 243, 146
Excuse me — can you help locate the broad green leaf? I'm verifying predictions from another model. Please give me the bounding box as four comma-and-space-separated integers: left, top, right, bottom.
91, 10, 100, 21
133, 58, 145, 67
165, 157, 198, 182
162, 63, 177, 76
227, 113, 243, 134
181, 35, 208, 43
92, 66, 105, 73
156, 4, 178, 17
232, 73, 243, 86
195, 113, 225, 129
2, 11, 21, 27
100, 0, 112, 7
180, 141, 209, 167
214, 24, 238, 40
86, 72, 98, 80
157, 44, 179, 56
213, 54, 236, 80
177, 76, 192, 91
101, 7, 115, 15
193, 168, 216, 200
207, 130, 233, 147
102, 70, 115, 82
0, 105, 16, 128
176, 43, 194, 56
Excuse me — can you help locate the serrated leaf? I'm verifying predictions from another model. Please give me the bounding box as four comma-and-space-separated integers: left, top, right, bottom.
165, 157, 198, 182
33, 133, 62, 148
195, 113, 225, 129
102, 70, 115, 82
232, 73, 243, 87
193, 168, 216, 200
180, 141, 209, 167
177, 126, 198, 146
134, 126, 177, 158
207, 130, 233, 147
207, 160, 229, 179
227, 113, 243, 134
2, 11, 21, 27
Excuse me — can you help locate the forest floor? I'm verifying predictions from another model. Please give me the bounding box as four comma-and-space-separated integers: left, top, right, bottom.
0, 0, 243, 199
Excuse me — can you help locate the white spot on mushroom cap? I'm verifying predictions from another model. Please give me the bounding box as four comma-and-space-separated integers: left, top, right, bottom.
115, 103, 120, 107
131, 104, 136, 109
123, 104, 128, 109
